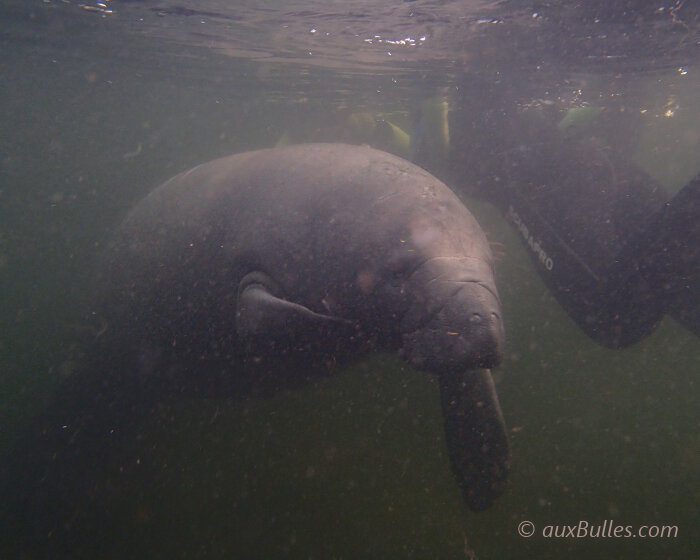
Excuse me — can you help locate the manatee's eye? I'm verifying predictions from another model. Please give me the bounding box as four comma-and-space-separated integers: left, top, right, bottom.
386, 250, 422, 285
388, 269, 406, 288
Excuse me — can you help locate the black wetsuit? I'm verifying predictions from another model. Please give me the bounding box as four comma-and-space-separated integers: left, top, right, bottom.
443, 102, 698, 348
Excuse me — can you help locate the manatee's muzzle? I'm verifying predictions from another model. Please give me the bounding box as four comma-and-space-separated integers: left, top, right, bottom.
400, 281, 505, 372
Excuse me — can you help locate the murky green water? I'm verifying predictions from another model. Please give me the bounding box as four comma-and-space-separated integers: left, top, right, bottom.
1, 1, 698, 558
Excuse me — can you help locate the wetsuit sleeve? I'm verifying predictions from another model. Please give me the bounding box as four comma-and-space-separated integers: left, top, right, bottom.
618, 173, 700, 337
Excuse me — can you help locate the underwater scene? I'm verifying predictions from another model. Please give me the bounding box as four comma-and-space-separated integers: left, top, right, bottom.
0, 1, 698, 558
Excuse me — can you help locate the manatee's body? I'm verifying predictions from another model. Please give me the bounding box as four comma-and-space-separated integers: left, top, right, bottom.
98, 143, 508, 505
4, 144, 509, 555
99, 143, 503, 374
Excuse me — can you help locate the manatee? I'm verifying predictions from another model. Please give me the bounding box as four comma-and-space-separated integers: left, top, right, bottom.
4, 143, 509, 553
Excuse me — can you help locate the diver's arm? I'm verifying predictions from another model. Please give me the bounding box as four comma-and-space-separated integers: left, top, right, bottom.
465, 135, 672, 347
616, 174, 700, 337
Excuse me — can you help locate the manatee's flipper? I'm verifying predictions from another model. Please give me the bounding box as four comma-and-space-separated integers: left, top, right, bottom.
236, 284, 347, 337
439, 369, 511, 511
236, 273, 353, 347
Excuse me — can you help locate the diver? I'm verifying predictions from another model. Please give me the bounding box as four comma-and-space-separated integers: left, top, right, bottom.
414, 90, 698, 348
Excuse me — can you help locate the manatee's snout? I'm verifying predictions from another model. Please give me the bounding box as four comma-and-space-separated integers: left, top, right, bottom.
401, 281, 505, 372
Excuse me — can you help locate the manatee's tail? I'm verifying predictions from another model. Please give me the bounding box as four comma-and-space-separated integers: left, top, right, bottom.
439, 369, 511, 511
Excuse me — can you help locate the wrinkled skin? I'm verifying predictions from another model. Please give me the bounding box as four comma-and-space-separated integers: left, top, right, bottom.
3, 144, 510, 556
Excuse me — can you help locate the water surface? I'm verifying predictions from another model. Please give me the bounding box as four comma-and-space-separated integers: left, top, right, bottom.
1, 1, 698, 558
